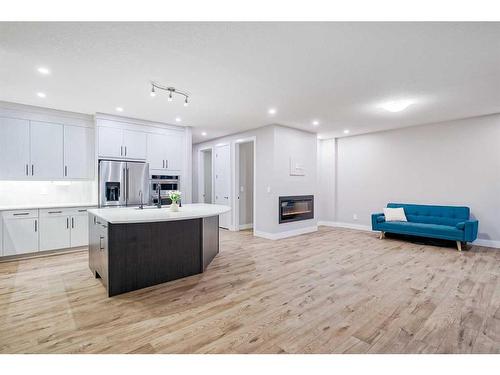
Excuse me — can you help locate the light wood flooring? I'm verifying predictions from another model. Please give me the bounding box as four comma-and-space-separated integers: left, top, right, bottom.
1, 226, 499, 354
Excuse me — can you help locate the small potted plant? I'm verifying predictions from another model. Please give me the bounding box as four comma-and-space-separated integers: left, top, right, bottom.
168, 190, 182, 212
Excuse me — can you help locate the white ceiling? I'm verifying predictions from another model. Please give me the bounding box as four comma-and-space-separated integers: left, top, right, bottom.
1, 22, 499, 143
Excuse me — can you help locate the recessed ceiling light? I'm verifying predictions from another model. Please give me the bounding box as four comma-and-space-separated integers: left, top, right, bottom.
201, 132, 207, 136
343, 129, 350, 134
36, 92, 46, 98
115, 107, 123, 112
312, 120, 320, 126
378, 99, 414, 113
175, 117, 181, 122
268, 108, 277, 115
37, 67, 50, 75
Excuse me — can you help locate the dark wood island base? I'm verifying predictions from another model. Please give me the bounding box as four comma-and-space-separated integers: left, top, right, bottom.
89, 213, 219, 297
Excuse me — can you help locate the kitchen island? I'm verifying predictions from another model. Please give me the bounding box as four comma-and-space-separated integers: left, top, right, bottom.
87, 204, 231, 297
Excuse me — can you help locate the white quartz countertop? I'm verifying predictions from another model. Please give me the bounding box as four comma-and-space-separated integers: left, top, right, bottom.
0, 202, 98, 211
88, 203, 231, 224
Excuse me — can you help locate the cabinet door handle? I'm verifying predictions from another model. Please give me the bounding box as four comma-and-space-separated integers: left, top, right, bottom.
162, 160, 165, 168
78, 209, 87, 212
48, 211, 62, 214
66, 217, 69, 229
26, 164, 28, 176
166, 159, 168, 169
125, 146, 127, 156
31, 164, 34, 176
34, 219, 37, 232
13, 212, 29, 216
71, 217, 74, 228
65, 166, 68, 177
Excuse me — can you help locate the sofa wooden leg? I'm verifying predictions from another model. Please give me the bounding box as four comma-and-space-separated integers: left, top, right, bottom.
456, 241, 462, 252
379, 231, 385, 240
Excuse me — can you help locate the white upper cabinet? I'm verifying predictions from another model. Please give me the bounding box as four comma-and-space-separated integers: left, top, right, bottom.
98, 126, 123, 158
165, 131, 184, 171
0, 117, 30, 179
147, 130, 184, 172
122, 129, 147, 160
64, 125, 94, 179
98, 126, 147, 160
30, 121, 64, 179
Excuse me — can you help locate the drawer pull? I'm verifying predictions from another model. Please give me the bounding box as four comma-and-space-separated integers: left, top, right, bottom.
13, 212, 30, 216
78, 209, 87, 212
99, 236, 105, 250
48, 211, 62, 214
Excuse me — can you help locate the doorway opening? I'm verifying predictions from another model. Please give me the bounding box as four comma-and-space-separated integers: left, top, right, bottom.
201, 149, 213, 203
236, 140, 254, 231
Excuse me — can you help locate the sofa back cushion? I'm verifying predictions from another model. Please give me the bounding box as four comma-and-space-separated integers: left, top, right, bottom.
387, 203, 470, 227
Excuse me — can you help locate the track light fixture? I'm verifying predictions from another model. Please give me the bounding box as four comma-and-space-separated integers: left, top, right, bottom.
150, 82, 190, 105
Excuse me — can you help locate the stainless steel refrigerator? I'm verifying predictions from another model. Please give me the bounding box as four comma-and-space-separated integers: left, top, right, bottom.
98, 160, 150, 207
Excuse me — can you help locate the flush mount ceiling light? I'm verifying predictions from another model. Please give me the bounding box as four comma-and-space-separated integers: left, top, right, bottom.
150, 82, 189, 106
37, 67, 50, 75
37, 92, 46, 98
268, 108, 277, 115
312, 120, 320, 127
175, 117, 182, 122
201, 132, 207, 136
343, 129, 350, 134
115, 107, 124, 112
378, 99, 414, 113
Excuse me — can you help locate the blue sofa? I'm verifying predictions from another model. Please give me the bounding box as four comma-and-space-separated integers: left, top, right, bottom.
371, 203, 478, 251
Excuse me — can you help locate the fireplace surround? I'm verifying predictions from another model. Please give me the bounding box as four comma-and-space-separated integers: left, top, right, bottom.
279, 195, 314, 224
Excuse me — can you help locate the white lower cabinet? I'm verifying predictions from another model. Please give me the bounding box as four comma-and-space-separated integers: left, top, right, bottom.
39, 209, 71, 251
2, 210, 39, 256
70, 210, 89, 247
1, 206, 92, 258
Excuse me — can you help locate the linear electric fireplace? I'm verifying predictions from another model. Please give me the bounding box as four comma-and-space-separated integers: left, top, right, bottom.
279, 195, 314, 224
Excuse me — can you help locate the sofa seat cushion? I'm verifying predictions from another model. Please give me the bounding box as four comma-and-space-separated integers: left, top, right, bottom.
377, 221, 464, 240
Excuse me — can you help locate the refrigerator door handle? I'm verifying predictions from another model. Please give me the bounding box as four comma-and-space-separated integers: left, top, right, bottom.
126, 168, 129, 201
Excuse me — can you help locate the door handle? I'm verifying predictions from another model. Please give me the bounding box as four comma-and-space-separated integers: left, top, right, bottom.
121, 146, 123, 156
166, 159, 168, 169
31, 164, 34, 176
126, 168, 129, 201
65, 166, 68, 177
71, 217, 74, 228
26, 164, 28, 176
99, 236, 104, 250
125, 146, 127, 156
34, 219, 37, 232
162, 160, 165, 168
66, 217, 69, 229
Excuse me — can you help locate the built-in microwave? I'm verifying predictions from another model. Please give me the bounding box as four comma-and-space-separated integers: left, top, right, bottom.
150, 175, 180, 206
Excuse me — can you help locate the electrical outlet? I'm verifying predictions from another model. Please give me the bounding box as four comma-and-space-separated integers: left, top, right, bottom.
353, 214, 358, 221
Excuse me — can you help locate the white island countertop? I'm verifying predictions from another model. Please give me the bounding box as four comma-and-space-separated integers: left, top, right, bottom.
88, 203, 231, 224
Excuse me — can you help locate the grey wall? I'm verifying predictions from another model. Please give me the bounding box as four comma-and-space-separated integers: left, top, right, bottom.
238, 141, 254, 226
202, 150, 212, 203
193, 124, 317, 236
323, 114, 500, 244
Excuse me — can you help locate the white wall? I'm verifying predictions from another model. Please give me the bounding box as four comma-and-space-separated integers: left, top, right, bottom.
318, 114, 500, 246
193, 124, 318, 238
238, 141, 254, 226
316, 139, 336, 222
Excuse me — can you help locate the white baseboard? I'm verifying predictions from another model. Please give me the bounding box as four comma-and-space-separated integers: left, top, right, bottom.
317, 221, 500, 249
239, 223, 253, 230
254, 226, 318, 240
473, 239, 500, 249
318, 221, 371, 232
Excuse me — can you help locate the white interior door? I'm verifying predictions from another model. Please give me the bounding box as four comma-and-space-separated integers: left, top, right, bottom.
64, 125, 94, 179
30, 121, 64, 179
0, 117, 30, 179
214, 144, 231, 229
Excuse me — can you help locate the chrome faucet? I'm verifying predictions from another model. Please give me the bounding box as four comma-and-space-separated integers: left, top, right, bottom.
138, 190, 144, 209
156, 183, 162, 208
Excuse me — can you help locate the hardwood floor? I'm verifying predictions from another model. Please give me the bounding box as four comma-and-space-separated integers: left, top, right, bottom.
1, 226, 499, 354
